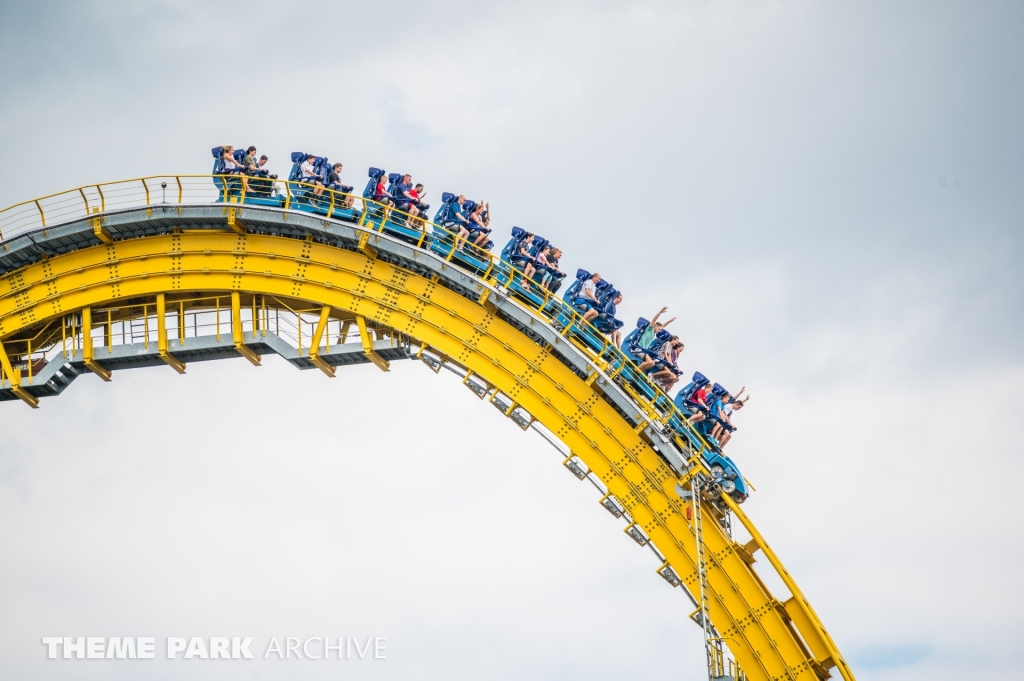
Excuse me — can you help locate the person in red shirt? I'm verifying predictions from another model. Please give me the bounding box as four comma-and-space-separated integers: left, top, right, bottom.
373, 176, 392, 207
687, 384, 710, 424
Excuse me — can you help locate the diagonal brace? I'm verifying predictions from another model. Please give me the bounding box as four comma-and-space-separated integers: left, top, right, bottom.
307, 306, 336, 377
0, 340, 39, 408
355, 315, 389, 372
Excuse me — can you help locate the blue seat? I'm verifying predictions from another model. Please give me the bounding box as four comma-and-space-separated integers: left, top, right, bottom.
211, 147, 226, 192
562, 269, 592, 310
622, 317, 651, 361
434, 192, 457, 224
500, 227, 529, 264
386, 172, 405, 206
287, 152, 308, 182
210, 146, 245, 198
588, 281, 624, 333
674, 372, 710, 413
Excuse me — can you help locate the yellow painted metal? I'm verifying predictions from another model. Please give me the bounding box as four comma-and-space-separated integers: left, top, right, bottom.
80, 307, 112, 381
91, 209, 113, 244
0, 340, 39, 408
155, 293, 186, 374
227, 206, 246, 235
356, 231, 377, 259
308, 306, 336, 378
355, 314, 389, 372
230, 290, 261, 366
0, 211, 856, 681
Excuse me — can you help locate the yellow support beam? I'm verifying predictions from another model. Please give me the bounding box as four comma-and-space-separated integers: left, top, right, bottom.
0, 229, 854, 681
355, 315, 389, 372
155, 294, 186, 374
307, 306, 336, 377
227, 206, 246, 234
91, 209, 113, 244
356, 231, 376, 258
0, 341, 39, 408
722, 493, 855, 680
81, 307, 112, 381
231, 291, 261, 366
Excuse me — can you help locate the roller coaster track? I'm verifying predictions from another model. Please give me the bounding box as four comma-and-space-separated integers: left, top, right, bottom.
0, 176, 855, 681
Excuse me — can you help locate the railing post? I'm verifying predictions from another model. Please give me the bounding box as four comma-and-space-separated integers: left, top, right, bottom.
34, 200, 46, 228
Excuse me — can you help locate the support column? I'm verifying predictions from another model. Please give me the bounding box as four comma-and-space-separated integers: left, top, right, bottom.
81, 307, 112, 381
355, 315, 389, 372
231, 291, 261, 366
0, 340, 39, 408
156, 294, 186, 374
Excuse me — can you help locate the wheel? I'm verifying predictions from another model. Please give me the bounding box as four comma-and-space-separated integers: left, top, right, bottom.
710, 465, 725, 480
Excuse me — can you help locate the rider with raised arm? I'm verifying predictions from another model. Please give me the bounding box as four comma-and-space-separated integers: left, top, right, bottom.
716, 395, 748, 447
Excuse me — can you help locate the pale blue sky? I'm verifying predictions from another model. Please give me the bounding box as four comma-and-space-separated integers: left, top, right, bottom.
1, 2, 1022, 680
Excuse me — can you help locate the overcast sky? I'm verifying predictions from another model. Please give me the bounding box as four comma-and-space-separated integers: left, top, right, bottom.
1, 1, 1022, 680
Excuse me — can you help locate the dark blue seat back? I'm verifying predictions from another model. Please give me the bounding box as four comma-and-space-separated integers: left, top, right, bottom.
529, 237, 548, 257
594, 280, 615, 304
646, 328, 672, 354
233, 149, 246, 165
388, 173, 411, 205
313, 156, 330, 184
501, 227, 528, 260
625, 317, 651, 354
211, 147, 226, 174
363, 167, 385, 199
434, 193, 457, 223
288, 152, 307, 182
562, 269, 591, 303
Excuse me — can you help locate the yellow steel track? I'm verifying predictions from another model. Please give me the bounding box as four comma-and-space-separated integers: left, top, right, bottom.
0, 182, 855, 681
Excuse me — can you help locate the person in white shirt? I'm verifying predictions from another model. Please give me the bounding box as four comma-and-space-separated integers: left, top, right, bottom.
579, 272, 602, 321
716, 393, 748, 448
299, 154, 324, 197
